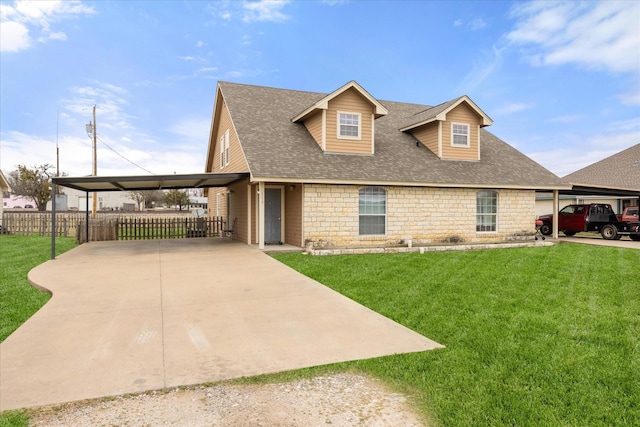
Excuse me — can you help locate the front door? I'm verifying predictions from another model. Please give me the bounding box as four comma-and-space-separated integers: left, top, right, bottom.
265, 188, 282, 244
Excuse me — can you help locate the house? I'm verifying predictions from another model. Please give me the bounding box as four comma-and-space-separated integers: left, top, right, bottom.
204, 81, 568, 249
0, 170, 11, 225
538, 143, 639, 215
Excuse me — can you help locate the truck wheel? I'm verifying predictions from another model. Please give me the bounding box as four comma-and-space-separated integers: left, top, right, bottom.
563, 231, 576, 236
540, 222, 552, 235
600, 224, 618, 240
630, 235, 640, 241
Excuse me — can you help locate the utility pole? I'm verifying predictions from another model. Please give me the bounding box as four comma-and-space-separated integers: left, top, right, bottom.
92, 105, 97, 218
56, 110, 60, 177
86, 105, 98, 218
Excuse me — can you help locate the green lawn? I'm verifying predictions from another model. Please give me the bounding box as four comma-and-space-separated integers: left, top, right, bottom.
0, 235, 77, 342
273, 244, 640, 426
1, 239, 638, 426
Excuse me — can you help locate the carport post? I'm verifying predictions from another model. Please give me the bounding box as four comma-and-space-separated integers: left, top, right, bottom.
258, 181, 265, 250
51, 182, 57, 260
85, 191, 89, 243
553, 190, 559, 239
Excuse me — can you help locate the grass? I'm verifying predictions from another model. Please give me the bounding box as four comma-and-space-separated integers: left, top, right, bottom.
0, 235, 77, 342
1, 239, 637, 426
272, 244, 640, 426
0, 235, 77, 426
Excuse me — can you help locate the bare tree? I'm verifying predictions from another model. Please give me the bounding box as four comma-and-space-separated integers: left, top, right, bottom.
129, 191, 146, 211
129, 190, 165, 210
8, 164, 55, 211
164, 189, 190, 211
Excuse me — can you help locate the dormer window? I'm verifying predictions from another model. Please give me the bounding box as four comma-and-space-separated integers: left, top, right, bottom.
338, 112, 361, 139
452, 123, 469, 147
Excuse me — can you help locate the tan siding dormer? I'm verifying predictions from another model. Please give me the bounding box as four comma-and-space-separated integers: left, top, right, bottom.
303, 110, 325, 150
411, 121, 440, 158
401, 95, 491, 161
441, 103, 481, 161
292, 81, 387, 156
325, 88, 374, 155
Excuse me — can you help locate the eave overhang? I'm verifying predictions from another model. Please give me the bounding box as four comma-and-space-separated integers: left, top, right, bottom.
291, 80, 388, 123
399, 95, 493, 132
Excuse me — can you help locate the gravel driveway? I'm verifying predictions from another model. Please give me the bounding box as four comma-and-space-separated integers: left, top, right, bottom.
29, 373, 428, 426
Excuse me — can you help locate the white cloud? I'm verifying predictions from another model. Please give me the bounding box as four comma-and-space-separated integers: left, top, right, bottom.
0, 20, 30, 52
0, 0, 94, 53
495, 102, 534, 115
453, 17, 488, 31
547, 114, 585, 124
457, 44, 504, 93
508, 1, 640, 74
527, 131, 639, 176
468, 17, 487, 31
180, 55, 206, 62
242, 0, 290, 23
167, 117, 211, 141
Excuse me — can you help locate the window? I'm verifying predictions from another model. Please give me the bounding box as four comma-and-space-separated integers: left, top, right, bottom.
359, 187, 386, 235
338, 112, 360, 139
219, 130, 230, 168
224, 130, 230, 166
452, 123, 469, 147
219, 135, 224, 169
476, 190, 497, 232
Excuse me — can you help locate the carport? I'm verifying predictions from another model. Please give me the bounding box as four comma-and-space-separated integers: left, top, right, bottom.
544, 144, 640, 238
546, 187, 639, 238
50, 172, 250, 259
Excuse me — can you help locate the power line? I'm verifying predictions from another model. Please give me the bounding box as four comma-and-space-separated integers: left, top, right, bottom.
96, 135, 156, 175
85, 132, 156, 175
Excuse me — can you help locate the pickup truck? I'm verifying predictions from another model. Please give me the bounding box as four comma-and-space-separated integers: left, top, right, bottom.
618, 206, 639, 223
538, 203, 640, 241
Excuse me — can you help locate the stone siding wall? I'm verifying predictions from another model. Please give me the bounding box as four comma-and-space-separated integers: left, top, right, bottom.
303, 184, 536, 249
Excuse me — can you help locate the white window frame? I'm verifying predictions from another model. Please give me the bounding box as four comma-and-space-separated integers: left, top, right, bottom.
358, 186, 386, 236
476, 190, 498, 233
337, 112, 361, 140
224, 129, 230, 166
219, 134, 225, 169
451, 123, 470, 147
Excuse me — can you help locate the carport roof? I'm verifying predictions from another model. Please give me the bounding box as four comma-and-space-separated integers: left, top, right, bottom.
52, 172, 250, 192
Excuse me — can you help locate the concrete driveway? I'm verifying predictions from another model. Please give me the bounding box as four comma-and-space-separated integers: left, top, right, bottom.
0, 239, 442, 411
557, 235, 640, 249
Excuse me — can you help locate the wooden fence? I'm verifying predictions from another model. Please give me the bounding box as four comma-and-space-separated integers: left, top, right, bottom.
1, 212, 225, 241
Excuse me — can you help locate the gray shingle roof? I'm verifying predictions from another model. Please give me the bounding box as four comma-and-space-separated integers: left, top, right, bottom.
564, 143, 640, 192
218, 81, 566, 189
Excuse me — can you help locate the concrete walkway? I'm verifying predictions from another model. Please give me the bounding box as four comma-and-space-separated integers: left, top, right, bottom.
0, 239, 442, 411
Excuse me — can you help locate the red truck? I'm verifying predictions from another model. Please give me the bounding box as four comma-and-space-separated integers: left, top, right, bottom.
618, 206, 639, 223
538, 203, 640, 241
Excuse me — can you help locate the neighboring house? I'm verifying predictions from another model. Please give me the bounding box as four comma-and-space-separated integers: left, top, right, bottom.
3, 194, 37, 209
0, 170, 12, 223
205, 81, 567, 249
556, 143, 640, 214
47, 187, 142, 211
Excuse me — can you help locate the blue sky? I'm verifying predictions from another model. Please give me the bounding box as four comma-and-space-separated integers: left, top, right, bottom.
1, 0, 639, 178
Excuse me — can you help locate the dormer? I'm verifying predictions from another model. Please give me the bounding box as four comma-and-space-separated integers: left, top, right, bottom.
399, 96, 493, 161
292, 81, 388, 155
